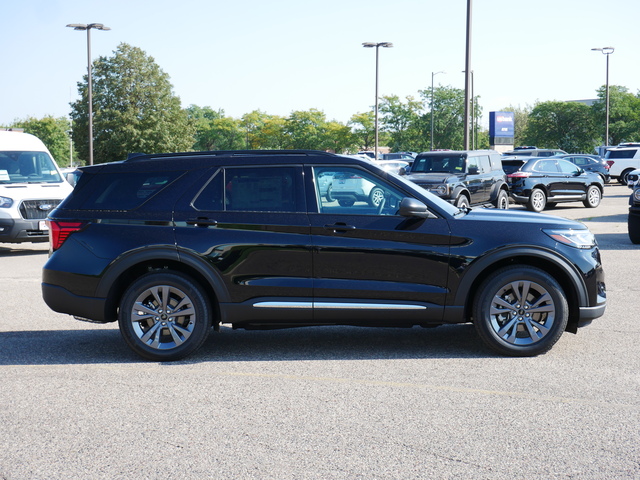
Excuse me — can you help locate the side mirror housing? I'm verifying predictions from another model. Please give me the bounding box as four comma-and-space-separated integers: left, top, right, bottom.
398, 197, 436, 219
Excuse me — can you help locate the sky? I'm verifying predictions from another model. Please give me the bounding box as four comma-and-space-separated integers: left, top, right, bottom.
1, 0, 639, 130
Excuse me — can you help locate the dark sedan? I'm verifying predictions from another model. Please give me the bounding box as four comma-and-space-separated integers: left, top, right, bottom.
504, 157, 604, 212
554, 154, 611, 184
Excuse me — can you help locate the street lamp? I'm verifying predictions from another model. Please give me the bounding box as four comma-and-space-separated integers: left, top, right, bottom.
463, 70, 475, 149
591, 46, 614, 146
67, 23, 111, 165
431, 71, 445, 150
362, 42, 393, 160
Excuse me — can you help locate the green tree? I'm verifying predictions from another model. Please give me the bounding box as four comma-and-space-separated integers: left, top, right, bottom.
591, 85, 640, 145
419, 85, 466, 150
284, 109, 328, 150
348, 112, 376, 151
325, 121, 356, 153
240, 110, 271, 149
11, 116, 73, 167
70, 43, 195, 164
186, 105, 244, 151
379, 95, 423, 152
523, 101, 598, 153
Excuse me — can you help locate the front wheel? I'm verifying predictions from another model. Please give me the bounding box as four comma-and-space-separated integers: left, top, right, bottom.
583, 185, 601, 208
473, 265, 568, 356
118, 271, 212, 361
526, 188, 546, 212
368, 187, 385, 207
455, 195, 470, 209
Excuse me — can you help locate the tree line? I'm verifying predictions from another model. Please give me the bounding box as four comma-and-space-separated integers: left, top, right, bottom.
6, 43, 640, 166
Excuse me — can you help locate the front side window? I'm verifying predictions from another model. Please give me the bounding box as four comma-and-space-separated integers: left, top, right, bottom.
558, 160, 580, 175
411, 155, 466, 174
313, 166, 404, 216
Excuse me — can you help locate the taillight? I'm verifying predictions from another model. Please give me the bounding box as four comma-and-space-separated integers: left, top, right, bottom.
507, 172, 532, 178
606, 160, 614, 168
48, 220, 85, 251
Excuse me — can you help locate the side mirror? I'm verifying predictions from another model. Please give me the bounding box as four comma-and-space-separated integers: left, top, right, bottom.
398, 197, 436, 219
468, 166, 479, 175
398, 167, 407, 176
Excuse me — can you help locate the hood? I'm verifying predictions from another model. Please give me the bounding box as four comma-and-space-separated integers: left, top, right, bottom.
462, 206, 586, 229
405, 172, 461, 184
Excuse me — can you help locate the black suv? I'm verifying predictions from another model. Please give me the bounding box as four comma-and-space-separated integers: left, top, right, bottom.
42, 150, 606, 361
402, 150, 509, 209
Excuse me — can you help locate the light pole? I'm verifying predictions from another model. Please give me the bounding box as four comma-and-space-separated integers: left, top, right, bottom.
362, 42, 393, 160
591, 46, 614, 146
463, 70, 475, 149
431, 71, 445, 151
67, 23, 111, 165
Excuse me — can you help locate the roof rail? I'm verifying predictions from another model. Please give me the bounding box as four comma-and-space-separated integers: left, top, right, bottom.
124, 149, 336, 161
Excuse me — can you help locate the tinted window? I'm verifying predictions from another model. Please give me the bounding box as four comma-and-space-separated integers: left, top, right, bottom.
75, 171, 182, 210
533, 160, 559, 172
194, 166, 302, 213
412, 155, 465, 173
608, 149, 637, 159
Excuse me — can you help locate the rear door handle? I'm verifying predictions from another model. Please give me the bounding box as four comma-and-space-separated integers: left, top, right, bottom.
186, 217, 218, 227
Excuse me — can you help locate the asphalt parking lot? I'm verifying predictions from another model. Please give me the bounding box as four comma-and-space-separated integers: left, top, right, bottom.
1, 183, 638, 480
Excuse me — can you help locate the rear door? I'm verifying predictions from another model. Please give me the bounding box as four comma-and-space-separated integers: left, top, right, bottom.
173, 165, 313, 319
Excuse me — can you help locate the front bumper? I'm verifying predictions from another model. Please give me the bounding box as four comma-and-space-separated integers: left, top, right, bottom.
0, 218, 49, 243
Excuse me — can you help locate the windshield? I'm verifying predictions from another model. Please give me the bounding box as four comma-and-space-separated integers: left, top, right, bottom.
0, 151, 63, 184
411, 155, 466, 174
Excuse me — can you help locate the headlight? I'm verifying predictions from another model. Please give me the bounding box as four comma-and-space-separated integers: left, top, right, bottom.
543, 229, 596, 249
434, 185, 449, 196
634, 189, 640, 202
0, 196, 13, 208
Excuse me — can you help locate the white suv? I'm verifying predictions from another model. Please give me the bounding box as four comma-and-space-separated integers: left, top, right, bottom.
0, 130, 73, 243
604, 146, 640, 184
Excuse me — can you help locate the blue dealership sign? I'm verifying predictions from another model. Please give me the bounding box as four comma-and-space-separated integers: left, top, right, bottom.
489, 111, 515, 137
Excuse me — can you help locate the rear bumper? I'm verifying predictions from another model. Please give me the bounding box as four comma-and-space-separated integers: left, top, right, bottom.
42, 283, 112, 323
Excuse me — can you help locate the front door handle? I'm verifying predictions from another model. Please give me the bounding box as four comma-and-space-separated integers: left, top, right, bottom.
324, 223, 356, 233
186, 217, 218, 227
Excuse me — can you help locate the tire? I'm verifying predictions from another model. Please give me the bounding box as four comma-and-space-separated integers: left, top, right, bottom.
620, 169, 634, 185
118, 271, 212, 361
455, 195, 470, 209
494, 189, 509, 209
526, 188, 546, 212
338, 198, 355, 207
473, 265, 569, 356
325, 185, 334, 202
629, 213, 640, 244
583, 185, 601, 208
368, 187, 385, 207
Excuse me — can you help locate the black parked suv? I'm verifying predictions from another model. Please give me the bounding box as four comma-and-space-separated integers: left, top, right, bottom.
628, 169, 640, 244
402, 150, 509, 209
42, 150, 606, 361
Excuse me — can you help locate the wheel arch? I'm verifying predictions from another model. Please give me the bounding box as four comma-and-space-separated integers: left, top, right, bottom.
454, 247, 588, 333
96, 247, 229, 323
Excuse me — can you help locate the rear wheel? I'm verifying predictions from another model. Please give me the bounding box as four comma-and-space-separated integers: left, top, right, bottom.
368, 187, 385, 207
338, 198, 355, 207
583, 185, 601, 208
118, 271, 212, 361
494, 189, 509, 209
473, 265, 568, 356
629, 213, 640, 244
526, 188, 546, 212
620, 169, 634, 185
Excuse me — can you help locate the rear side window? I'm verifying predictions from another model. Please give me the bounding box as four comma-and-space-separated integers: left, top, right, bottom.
72, 171, 183, 210
607, 149, 637, 159
194, 166, 303, 213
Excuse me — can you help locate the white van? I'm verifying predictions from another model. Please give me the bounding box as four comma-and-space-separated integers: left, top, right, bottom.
604, 146, 640, 184
0, 130, 73, 243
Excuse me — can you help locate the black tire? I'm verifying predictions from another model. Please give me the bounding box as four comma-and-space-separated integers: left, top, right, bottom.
620, 169, 634, 185
494, 189, 509, 209
526, 188, 546, 212
368, 187, 385, 207
338, 198, 355, 207
118, 271, 212, 361
473, 265, 568, 356
455, 195, 470, 209
583, 185, 601, 208
629, 213, 640, 244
